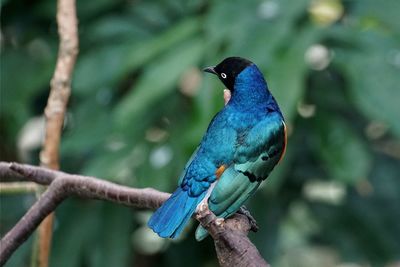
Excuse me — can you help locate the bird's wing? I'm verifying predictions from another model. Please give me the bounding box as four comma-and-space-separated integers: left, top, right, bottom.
195, 117, 286, 240
178, 112, 238, 197
178, 146, 200, 185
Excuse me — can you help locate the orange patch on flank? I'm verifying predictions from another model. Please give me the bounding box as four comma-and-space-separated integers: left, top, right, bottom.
278, 121, 287, 164
215, 165, 227, 179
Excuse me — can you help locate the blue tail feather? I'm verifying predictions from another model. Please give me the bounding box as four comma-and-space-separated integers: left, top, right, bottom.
148, 187, 204, 238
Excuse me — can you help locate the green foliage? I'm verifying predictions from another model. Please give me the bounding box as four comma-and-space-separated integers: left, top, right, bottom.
313, 113, 371, 184
1, 0, 400, 266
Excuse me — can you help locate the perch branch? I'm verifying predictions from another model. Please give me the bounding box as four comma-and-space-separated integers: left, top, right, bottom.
38, 0, 79, 266
0, 162, 268, 267
196, 204, 268, 267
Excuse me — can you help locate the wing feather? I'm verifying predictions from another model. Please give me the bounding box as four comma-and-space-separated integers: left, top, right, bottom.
195, 118, 285, 241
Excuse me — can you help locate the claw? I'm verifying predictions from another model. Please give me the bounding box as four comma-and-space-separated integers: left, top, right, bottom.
215, 218, 225, 226
238, 206, 259, 232
199, 203, 208, 212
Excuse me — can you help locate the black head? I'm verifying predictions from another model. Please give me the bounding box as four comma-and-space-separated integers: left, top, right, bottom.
203, 57, 253, 90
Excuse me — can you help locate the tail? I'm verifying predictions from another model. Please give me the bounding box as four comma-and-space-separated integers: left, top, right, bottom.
148, 187, 205, 239
195, 225, 209, 241
195, 167, 261, 241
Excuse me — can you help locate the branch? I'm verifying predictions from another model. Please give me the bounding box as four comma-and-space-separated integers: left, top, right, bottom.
41, 0, 78, 169
0, 162, 169, 266
0, 162, 269, 267
196, 205, 268, 267
0, 182, 38, 194
38, 0, 79, 265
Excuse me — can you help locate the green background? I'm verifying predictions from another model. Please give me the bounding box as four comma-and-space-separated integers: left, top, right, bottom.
1, 0, 400, 266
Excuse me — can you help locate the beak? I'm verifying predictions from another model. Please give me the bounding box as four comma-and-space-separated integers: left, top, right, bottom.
203, 66, 217, 75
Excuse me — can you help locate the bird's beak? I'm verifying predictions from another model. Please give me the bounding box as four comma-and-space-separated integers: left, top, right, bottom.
203, 66, 217, 75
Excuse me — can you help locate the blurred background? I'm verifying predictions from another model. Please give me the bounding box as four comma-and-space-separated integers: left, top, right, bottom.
1, 0, 400, 266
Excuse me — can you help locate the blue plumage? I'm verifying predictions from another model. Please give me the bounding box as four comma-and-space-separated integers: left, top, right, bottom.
148, 188, 205, 238
148, 57, 286, 240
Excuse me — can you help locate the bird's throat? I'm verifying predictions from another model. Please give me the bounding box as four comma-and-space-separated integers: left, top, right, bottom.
223, 89, 231, 105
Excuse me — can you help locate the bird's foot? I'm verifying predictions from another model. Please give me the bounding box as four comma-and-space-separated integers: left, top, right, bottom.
215, 218, 225, 226
237, 206, 259, 232
195, 203, 212, 221
197, 202, 209, 213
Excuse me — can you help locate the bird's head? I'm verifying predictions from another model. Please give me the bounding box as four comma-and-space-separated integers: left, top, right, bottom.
203, 57, 253, 91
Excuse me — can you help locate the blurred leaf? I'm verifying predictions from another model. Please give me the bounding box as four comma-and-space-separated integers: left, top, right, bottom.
33, 0, 125, 20
204, 0, 258, 45
129, 1, 171, 29
76, 0, 125, 20
83, 16, 153, 44
1, 48, 54, 138
113, 38, 205, 132
51, 201, 133, 267
352, 0, 400, 34
313, 113, 371, 183
336, 32, 400, 137
0, 0, 10, 8
61, 97, 113, 156
87, 203, 133, 267
50, 201, 101, 267
73, 18, 201, 96
311, 156, 400, 263
1, 49, 53, 110
269, 27, 322, 121
81, 147, 135, 183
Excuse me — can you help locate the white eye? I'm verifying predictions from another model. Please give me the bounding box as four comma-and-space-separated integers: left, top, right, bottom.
221, 73, 227, 79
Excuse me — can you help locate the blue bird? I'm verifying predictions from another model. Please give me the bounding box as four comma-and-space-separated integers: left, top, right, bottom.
148, 57, 287, 240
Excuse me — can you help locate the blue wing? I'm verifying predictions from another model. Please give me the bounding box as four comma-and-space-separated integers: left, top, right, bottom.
148, 146, 215, 238
148, 112, 237, 238
195, 117, 286, 241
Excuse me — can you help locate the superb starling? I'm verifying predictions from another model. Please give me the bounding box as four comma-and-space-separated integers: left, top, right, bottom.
148, 57, 287, 240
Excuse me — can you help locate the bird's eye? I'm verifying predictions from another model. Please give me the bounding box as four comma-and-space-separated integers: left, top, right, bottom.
221, 73, 227, 79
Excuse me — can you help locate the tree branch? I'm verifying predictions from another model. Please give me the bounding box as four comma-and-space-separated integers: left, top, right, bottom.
196, 205, 268, 267
41, 0, 78, 169
0, 162, 268, 267
38, 0, 79, 265
0, 182, 38, 194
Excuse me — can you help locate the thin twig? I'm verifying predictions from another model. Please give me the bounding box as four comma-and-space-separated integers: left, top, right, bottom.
38, 0, 79, 266
0, 162, 268, 267
41, 0, 79, 169
0, 182, 38, 194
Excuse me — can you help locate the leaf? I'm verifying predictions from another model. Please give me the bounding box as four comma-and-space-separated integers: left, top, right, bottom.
0, 48, 54, 138
76, 0, 125, 20
268, 27, 322, 121
50, 201, 133, 267
351, 0, 400, 34
113, 38, 205, 132
336, 32, 400, 137
87, 203, 133, 267
313, 113, 372, 184
50, 201, 101, 267
61, 98, 113, 156
83, 15, 152, 44
129, 1, 171, 29
73, 18, 201, 96
81, 147, 135, 183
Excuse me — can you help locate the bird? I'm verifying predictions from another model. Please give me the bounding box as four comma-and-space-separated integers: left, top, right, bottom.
148, 57, 287, 241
